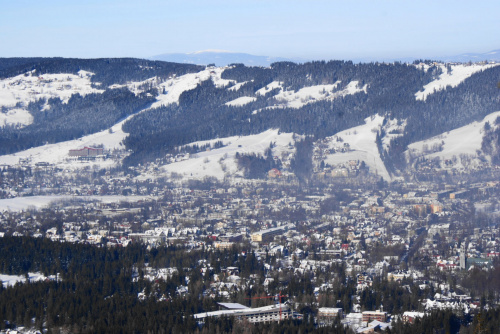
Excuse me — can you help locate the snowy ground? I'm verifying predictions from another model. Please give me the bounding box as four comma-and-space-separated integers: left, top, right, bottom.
0, 195, 157, 212
138, 129, 299, 181
0, 70, 104, 128
255, 80, 367, 109
415, 63, 499, 101
0, 272, 56, 288
0, 108, 33, 128
320, 115, 391, 180
407, 110, 500, 167
227, 81, 250, 91
0, 70, 102, 108
256, 81, 283, 96
150, 67, 234, 108
0, 112, 133, 169
0, 67, 238, 169
381, 118, 406, 152
143, 116, 394, 182
225, 96, 256, 107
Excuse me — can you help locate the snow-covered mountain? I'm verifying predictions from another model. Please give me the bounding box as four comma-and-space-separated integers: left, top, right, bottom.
150, 50, 307, 67
1, 57, 499, 183
441, 49, 500, 64
151, 48, 500, 66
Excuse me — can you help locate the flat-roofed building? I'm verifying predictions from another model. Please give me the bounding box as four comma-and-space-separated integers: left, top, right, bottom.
69, 147, 104, 157
362, 310, 387, 323
251, 225, 292, 242
318, 307, 343, 324
194, 304, 291, 324
214, 241, 234, 250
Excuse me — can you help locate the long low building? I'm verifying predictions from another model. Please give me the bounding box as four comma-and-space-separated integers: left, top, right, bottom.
68, 146, 104, 157
251, 224, 293, 242
194, 304, 291, 323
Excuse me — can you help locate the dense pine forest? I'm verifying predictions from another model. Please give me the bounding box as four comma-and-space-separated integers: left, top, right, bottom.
0, 236, 499, 333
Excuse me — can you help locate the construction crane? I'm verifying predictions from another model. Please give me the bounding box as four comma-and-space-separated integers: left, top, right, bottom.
246, 291, 288, 322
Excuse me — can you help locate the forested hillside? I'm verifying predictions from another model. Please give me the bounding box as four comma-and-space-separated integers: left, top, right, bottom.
0, 57, 203, 86
0, 88, 156, 155
0, 58, 499, 173
122, 61, 500, 168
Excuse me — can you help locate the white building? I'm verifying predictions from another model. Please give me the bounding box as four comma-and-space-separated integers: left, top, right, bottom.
194, 304, 291, 324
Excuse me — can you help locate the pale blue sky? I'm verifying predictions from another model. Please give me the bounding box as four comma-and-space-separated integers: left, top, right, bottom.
1, 0, 498, 61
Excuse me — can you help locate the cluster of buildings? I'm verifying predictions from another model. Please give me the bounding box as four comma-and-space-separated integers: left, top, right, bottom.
0, 154, 499, 330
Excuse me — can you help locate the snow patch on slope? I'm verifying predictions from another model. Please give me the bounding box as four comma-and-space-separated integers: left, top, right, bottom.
256, 81, 283, 96
0, 108, 33, 128
0, 70, 104, 128
415, 63, 499, 101
274, 81, 340, 108
0, 70, 103, 109
320, 115, 391, 180
108, 67, 235, 109
225, 96, 256, 107
1, 272, 55, 287
407, 110, 500, 165
0, 111, 137, 169
271, 81, 367, 109
381, 118, 407, 152
145, 129, 298, 181
228, 81, 251, 91
151, 67, 234, 108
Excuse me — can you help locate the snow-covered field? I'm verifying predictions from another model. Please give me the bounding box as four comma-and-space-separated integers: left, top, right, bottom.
0, 108, 33, 128
256, 81, 283, 96
415, 63, 499, 101
1, 272, 58, 288
142, 129, 299, 181
0, 70, 104, 128
0, 112, 134, 169
0, 68, 237, 168
142, 116, 395, 182
321, 115, 391, 180
0, 70, 102, 108
228, 81, 250, 91
150, 67, 234, 108
407, 110, 500, 166
0, 195, 157, 212
255, 80, 367, 109
225, 96, 256, 107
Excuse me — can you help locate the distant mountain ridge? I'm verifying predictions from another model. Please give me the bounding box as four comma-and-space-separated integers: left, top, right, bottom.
441, 49, 500, 63
151, 48, 500, 66
150, 50, 308, 67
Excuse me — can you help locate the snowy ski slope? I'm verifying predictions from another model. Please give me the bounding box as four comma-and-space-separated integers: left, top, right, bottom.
415, 63, 499, 101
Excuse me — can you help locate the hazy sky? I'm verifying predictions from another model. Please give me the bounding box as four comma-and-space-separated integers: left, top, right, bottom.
1, 0, 499, 61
